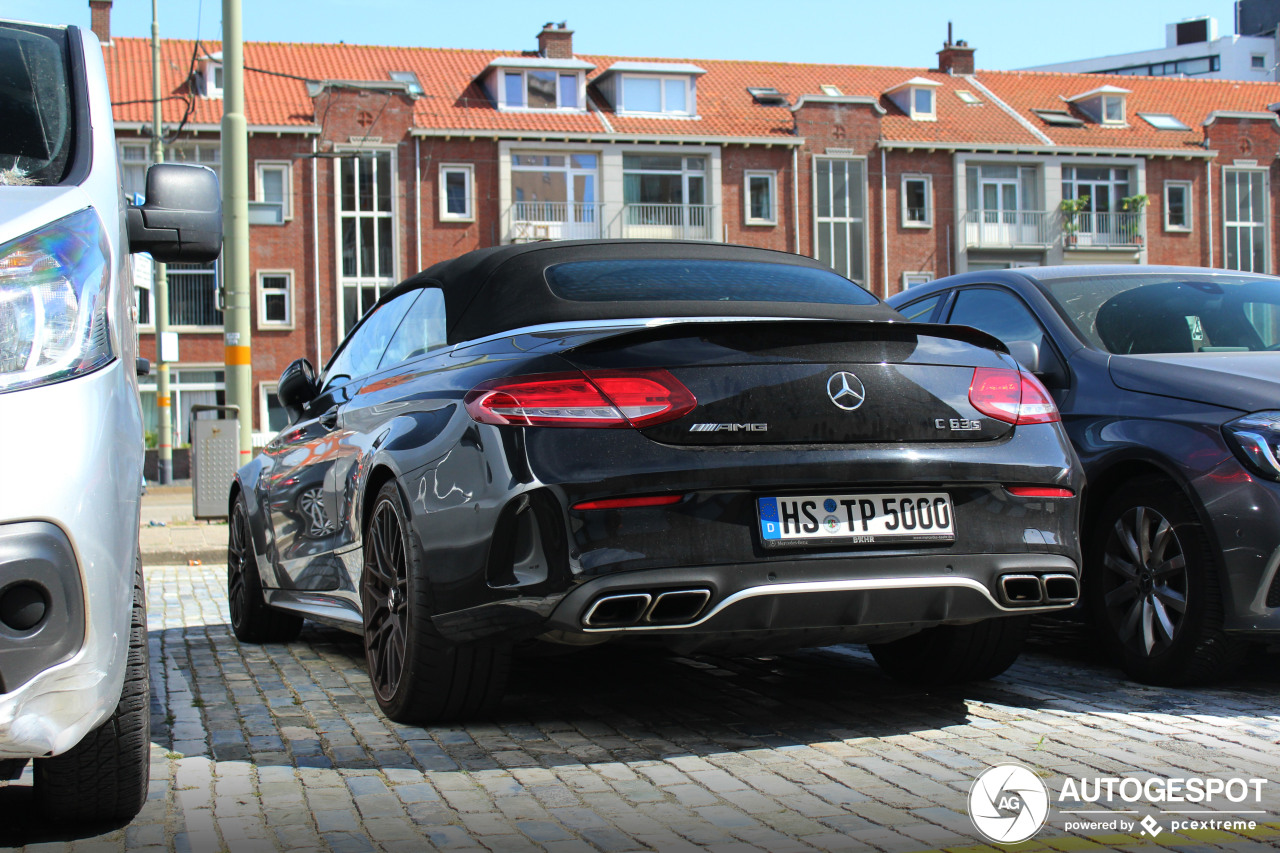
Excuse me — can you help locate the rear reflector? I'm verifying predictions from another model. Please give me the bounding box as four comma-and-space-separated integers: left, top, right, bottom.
968, 367, 1061, 425
1006, 486, 1074, 498
465, 369, 696, 428
573, 495, 684, 510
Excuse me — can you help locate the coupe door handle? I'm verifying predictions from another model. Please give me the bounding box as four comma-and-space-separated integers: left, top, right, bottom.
318, 406, 341, 430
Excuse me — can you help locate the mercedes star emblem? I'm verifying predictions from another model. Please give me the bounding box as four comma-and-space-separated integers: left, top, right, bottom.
827, 371, 866, 411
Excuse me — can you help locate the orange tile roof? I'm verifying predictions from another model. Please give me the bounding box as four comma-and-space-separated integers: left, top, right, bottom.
101, 37, 1280, 150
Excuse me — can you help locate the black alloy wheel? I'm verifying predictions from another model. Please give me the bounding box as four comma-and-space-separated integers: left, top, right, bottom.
361, 490, 411, 705
1089, 477, 1244, 685
359, 480, 511, 723
228, 495, 302, 643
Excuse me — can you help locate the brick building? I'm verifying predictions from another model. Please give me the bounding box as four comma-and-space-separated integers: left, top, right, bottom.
92, 3, 1280, 444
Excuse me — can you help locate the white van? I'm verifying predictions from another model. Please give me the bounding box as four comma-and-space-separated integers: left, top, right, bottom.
0, 19, 219, 820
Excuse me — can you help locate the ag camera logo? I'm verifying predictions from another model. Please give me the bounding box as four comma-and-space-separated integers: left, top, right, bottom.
969, 764, 1050, 844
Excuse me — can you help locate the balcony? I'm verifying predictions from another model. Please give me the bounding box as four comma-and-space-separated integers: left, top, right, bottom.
1065, 211, 1144, 248
622, 203, 716, 241
508, 202, 604, 242
962, 210, 1053, 248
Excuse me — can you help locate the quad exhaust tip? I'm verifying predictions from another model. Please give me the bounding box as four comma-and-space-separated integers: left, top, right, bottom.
998, 572, 1080, 607
582, 588, 711, 628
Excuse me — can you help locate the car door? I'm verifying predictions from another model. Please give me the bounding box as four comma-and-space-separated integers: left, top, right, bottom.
260, 289, 420, 589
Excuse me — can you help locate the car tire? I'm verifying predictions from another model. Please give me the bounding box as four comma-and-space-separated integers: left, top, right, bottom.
361, 480, 510, 724
33, 553, 150, 822
869, 616, 1029, 684
228, 495, 303, 644
1088, 476, 1245, 686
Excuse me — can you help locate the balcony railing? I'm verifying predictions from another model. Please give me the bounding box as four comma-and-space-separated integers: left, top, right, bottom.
1065, 211, 1144, 248
622, 203, 716, 241
962, 210, 1053, 248
509, 202, 604, 242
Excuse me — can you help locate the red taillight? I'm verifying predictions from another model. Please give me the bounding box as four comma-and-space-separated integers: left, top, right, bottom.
1006, 486, 1075, 498
464, 369, 696, 429
572, 495, 684, 510
968, 367, 1060, 425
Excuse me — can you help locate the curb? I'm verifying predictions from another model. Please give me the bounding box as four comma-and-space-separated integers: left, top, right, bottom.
142, 548, 226, 567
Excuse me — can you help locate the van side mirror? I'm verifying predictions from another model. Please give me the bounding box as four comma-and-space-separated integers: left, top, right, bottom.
278, 358, 320, 424
126, 164, 222, 262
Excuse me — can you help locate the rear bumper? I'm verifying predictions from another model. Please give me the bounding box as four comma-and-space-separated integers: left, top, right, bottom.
544, 551, 1080, 636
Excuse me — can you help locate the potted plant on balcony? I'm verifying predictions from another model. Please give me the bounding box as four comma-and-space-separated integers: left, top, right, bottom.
1060, 195, 1089, 248
1121, 194, 1148, 245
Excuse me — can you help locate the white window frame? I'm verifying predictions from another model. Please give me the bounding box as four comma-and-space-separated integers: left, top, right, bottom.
743, 170, 777, 226
1223, 167, 1270, 273
205, 61, 223, 99
1101, 94, 1126, 125
497, 69, 584, 112
618, 75, 695, 117
254, 161, 292, 222
910, 87, 936, 121
901, 174, 933, 228
439, 163, 475, 222
256, 269, 294, 330
812, 155, 869, 286
902, 271, 934, 289
1163, 180, 1193, 232
334, 146, 398, 335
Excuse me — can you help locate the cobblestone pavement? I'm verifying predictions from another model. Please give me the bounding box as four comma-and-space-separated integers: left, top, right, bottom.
4, 564, 1280, 852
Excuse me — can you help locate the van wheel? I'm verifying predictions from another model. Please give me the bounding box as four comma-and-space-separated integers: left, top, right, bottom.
361, 480, 510, 723
870, 617, 1029, 684
1088, 477, 1244, 685
33, 554, 150, 821
228, 495, 302, 643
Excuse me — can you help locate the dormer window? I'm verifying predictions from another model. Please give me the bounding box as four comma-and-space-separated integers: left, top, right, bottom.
885, 77, 941, 121
593, 62, 705, 118
1066, 85, 1130, 126
203, 54, 223, 99
482, 58, 593, 112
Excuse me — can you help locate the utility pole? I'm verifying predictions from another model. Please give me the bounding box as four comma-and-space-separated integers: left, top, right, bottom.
222, 0, 253, 466
151, 0, 173, 484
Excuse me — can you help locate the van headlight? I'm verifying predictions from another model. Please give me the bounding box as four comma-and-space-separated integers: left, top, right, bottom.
0, 208, 113, 393
1223, 412, 1280, 482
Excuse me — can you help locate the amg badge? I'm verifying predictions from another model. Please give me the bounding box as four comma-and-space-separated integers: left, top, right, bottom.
689, 423, 769, 432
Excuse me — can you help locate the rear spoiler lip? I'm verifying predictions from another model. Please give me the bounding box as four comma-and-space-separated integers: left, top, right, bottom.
454, 316, 1009, 356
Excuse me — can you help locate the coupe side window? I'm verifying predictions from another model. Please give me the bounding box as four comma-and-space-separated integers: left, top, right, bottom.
897, 294, 943, 323
947, 288, 1048, 352
379, 288, 448, 369
322, 291, 419, 389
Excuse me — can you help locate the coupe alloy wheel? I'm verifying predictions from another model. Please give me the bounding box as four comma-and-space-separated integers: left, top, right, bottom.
227, 503, 251, 630
1101, 505, 1188, 657
363, 498, 410, 703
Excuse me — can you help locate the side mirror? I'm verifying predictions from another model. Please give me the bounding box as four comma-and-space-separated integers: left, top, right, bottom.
1008, 339, 1069, 389
278, 358, 319, 424
1007, 340, 1042, 374
126, 164, 222, 262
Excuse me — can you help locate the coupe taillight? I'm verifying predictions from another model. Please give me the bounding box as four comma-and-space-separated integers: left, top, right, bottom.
968, 367, 1060, 425
464, 369, 696, 428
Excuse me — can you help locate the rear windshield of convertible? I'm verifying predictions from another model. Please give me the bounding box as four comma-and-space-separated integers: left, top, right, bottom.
544, 259, 878, 306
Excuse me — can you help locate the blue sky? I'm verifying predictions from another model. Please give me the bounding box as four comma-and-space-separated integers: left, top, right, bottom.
15, 0, 1241, 70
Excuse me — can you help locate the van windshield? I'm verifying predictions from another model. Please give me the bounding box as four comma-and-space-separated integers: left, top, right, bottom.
0, 22, 75, 187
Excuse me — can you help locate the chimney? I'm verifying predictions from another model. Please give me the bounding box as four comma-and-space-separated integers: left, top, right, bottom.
937, 22, 975, 75
89, 0, 112, 45
536, 22, 574, 59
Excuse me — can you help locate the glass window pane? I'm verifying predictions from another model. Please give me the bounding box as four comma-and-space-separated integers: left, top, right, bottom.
848, 161, 865, 219
342, 218, 357, 277
749, 176, 771, 220
832, 161, 848, 218
834, 221, 849, 279
341, 158, 355, 212
378, 218, 393, 278
1104, 96, 1123, 121
265, 292, 288, 323
326, 290, 418, 386
913, 88, 933, 115
948, 289, 1046, 350
623, 77, 662, 112
849, 222, 865, 283
527, 70, 557, 109
360, 218, 375, 277
343, 286, 359, 336
261, 167, 284, 204
816, 160, 831, 219
380, 288, 448, 368
817, 222, 832, 268
623, 154, 681, 171
558, 74, 578, 108
686, 175, 704, 206
358, 156, 374, 211
1251, 172, 1266, 223
570, 153, 597, 169
504, 72, 523, 107
574, 174, 595, 207
685, 157, 705, 172
1253, 225, 1266, 272
1225, 172, 1238, 221
445, 170, 468, 215
664, 78, 687, 112
905, 179, 926, 221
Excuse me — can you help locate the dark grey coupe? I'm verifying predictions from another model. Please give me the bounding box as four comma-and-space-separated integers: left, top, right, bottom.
889, 266, 1280, 685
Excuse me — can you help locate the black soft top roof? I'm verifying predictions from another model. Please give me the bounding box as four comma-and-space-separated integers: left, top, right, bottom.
389, 240, 898, 344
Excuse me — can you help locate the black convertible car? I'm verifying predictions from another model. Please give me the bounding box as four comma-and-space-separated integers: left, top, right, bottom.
229, 241, 1084, 722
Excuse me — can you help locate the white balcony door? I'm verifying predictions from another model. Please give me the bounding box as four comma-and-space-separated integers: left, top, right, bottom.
511, 153, 600, 241
974, 179, 1022, 246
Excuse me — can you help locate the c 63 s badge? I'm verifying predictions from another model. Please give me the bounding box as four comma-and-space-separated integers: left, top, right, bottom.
689, 423, 768, 432
936, 417, 983, 431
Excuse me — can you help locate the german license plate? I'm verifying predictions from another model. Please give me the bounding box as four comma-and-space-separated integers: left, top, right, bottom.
757, 492, 955, 547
